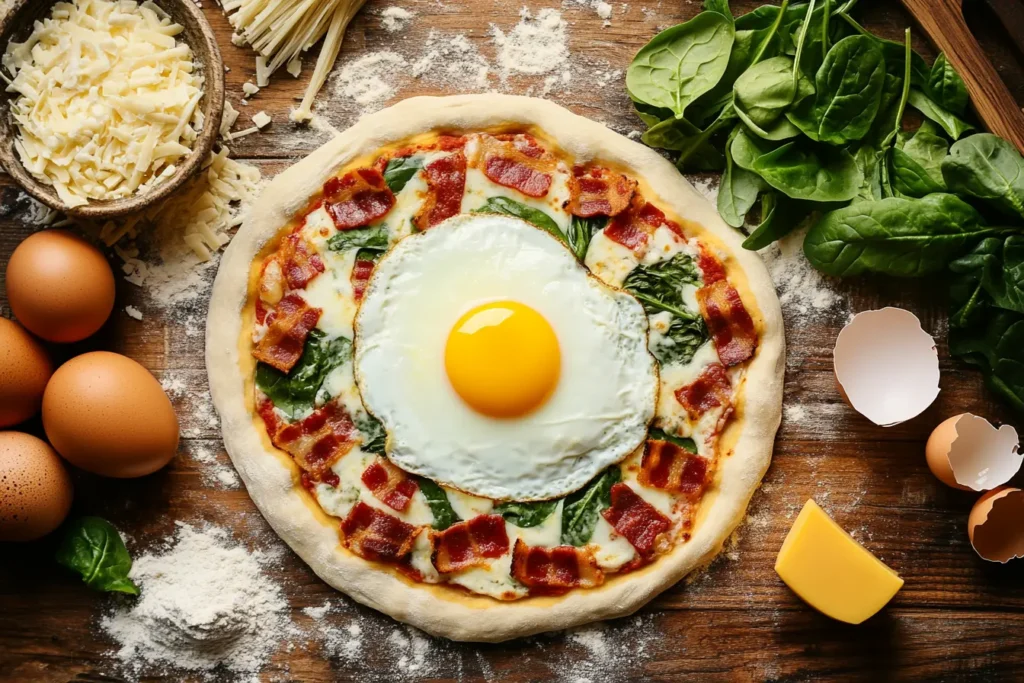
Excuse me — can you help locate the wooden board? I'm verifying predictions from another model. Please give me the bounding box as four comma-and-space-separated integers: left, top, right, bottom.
2, 1, 1024, 680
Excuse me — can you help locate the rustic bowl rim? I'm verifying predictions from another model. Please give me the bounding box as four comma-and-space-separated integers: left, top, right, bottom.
0, 0, 226, 220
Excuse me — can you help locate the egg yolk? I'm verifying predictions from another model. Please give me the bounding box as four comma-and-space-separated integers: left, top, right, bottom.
445, 301, 561, 418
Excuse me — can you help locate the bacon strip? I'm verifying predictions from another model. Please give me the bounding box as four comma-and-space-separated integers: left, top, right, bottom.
601, 483, 672, 558
252, 293, 321, 373
476, 134, 556, 198
639, 440, 709, 496
361, 457, 419, 512
351, 258, 375, 301
675, 363, 732, 420
570, 166, 637, 218
279, 233, 325, 289
341, 502, 419, 562
511, 540, 604, 593
414, 152, 467, 230
697, 245, 727, 285
697, 280, 758, 366
432, 515, 510, 573
323, 168, 396, 230
272, 401, 357, 479
604, 196, 684, 255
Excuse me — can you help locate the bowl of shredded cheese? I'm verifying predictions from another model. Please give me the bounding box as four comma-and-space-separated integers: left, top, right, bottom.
0, 0, 225, 218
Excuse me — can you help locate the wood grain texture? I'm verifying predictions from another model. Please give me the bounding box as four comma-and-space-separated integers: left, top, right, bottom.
2, 1, 1024, 681
901, 0, 1024, 152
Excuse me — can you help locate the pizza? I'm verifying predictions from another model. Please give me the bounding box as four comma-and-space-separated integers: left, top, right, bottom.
207, 95, 784, 641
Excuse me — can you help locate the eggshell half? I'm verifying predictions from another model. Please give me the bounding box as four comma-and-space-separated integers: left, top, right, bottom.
833, 308, 940, 427
934, 414, 1020, 491
968, 487, 1024, 563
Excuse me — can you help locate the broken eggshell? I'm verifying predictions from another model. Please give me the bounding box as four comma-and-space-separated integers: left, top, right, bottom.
968, 487, 1024, 563
833, 308, 940, 427
926, 414, 1021, 491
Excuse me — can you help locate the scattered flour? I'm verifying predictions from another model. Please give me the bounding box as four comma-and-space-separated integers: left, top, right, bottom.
381, 6, 415, 33
759, 227, 846, 323
492, 8, 569, 78
336, 52, 408, 109
101, 523, 294, 679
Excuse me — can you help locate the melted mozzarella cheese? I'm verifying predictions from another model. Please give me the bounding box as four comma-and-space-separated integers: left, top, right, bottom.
506, 501, 563, 548
448, 551, 527, 600
460, 166, 573, 232
445, 488, 494, 520
585, 230, 639, 287
320, 360, 366, 419
315, 447, 434, 526
410, 529, 440, 583
641, 225, 690, 265
590, 517, 636, 570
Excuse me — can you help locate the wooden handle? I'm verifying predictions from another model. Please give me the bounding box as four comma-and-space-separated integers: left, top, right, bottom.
900, 0, 1024, 153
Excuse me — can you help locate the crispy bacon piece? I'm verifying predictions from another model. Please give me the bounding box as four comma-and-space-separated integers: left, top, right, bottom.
431, 515, 510, 573
323, 168, 395, 230
255, 299, 269, 325
639, 440, 709, 497
342, 502, 419, 562
361, 457, 419, 512
675, 363, 732, 420
351, 258, 375, 301
604, 196, 684, 255
414, 152, 467, 230
272, 401, 357, 479
697, 245, 727, 285
380, 136, 468, 169
601, 483, 672, 558
570, 166, 637, 218
476, 134, 556, 198
278, 233, 325, 289
697, 280, 758, 366
252, 294, 321, 373
511, 540, 604, 593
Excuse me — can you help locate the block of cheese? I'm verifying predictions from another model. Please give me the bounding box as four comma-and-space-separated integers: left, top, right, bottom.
775, 500, 903, 624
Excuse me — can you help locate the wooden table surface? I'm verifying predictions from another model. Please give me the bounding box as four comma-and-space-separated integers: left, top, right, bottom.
3, 1, 1024, 681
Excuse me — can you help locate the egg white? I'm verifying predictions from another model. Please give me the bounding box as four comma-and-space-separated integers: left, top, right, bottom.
354, 214, 658, 501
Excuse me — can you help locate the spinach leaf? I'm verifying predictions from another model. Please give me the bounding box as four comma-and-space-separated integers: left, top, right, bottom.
949, 307, 1024, 415
560, 467, 621, 546
718, 125, 767, 227
735, 108, 804, 141
742, 192, 813, 250
627, 12, 735, 117
851, 144, 883, 204
750, 141, 862, 202
327, 225, 389, 253
703, 0, 732, 18
786, 35, 886, 145
255, 330, 352, 418
383, 156, 424, 193
356, 413, 387, 454
642, 113, 728, 168
950, 237, 1024, 315
892, 148, 945, 197
472, 197, 566, 243
623, 252, 702, 319
803, 193, 995, 277
417, 478, 459, 531
55, 517, 139, 596
648, 427, 698, 453
356, 247, 384, 263
651, 312, 709, 366
942, 133, 1024, 221
493, 500, 559, 528
733, 56, 801, 129
927, 53, 969, 117
908, 89, 973, 140
566, 215, 607, 261
833, 10, 930, 88
730, 124, 780, 169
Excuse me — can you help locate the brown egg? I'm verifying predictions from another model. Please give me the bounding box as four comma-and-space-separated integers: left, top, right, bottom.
42, 352, 179, 478
967, 487, 1024, 563
0, 431, 73, 541
5, 230, 115, 343
0, 319, 52, 427
925, 415, 972, 491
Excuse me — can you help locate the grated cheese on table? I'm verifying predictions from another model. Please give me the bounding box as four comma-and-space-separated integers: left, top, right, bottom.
2, 0, 205, 207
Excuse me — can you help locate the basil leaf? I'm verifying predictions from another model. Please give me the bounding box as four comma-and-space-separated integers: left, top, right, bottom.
648, 427, 698, 453
255, 330, 352, 418
718, 125, 767, 228
942, 134, 1024, 221
472, 197, 566, 243
493, 500, 558, 528
907, 89, 973, 141
356, 413, 387, 454
927, 53, 969, 117
623, 252, 703, 319
803, 194, 998, 277
566, 215, 607, 262
561, 467, 622, 546
626, 12, 735, 118
327, 225, 389, 252
55, 517, 139, 596
418, 479, 459, 531
383, 156, 424, 193
786, 35, 887, 145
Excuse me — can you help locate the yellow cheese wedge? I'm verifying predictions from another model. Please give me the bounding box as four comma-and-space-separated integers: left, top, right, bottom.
775, 499, 903, 624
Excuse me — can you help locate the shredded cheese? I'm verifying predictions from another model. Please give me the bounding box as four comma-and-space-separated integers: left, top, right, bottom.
220, 0, 368, 122
2, 0, 205, 207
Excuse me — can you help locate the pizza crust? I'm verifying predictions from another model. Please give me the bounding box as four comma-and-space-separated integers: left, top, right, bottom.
207, 95, 785, 642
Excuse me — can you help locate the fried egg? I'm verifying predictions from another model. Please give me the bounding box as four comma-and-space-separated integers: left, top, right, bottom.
354, 214, 657, 501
